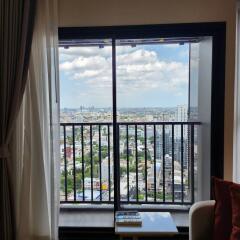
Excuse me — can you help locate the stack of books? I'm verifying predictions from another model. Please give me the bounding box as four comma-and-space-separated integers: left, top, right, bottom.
115, 211, 142, 226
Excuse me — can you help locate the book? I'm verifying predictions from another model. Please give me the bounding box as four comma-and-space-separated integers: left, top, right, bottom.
115, 211, 142, 226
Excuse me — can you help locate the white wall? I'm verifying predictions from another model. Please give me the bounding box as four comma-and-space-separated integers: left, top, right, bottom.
58, 0, 237, 180
234, 3, 240, 183
197, 38, 213, 200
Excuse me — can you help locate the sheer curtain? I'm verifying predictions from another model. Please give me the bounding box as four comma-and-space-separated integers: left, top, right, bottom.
11, 0, 60, 239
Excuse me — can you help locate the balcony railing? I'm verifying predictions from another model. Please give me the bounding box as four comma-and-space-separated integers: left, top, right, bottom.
60, 121, 201, 206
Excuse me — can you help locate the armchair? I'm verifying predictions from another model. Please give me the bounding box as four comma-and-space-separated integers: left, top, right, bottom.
189, 200, 215, 240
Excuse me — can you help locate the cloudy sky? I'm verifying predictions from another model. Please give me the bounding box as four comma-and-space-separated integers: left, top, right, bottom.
59, 42, 189, 109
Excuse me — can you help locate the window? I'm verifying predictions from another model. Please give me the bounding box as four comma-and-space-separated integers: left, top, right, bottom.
58, 23, 226, 210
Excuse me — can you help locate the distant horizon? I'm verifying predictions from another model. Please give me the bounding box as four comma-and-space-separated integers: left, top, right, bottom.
60, 105, 188, 110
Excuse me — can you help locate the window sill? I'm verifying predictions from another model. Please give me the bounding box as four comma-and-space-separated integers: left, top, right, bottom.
59, 206, 189, 228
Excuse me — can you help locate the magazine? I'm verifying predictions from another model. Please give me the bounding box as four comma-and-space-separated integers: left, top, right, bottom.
115, 211, 142, 226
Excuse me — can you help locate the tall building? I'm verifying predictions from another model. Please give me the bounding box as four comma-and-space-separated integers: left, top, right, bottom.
175, 105, 188, 139
176, 105, 188, 121
174, 105, 189, 168
156, 130, 172, 160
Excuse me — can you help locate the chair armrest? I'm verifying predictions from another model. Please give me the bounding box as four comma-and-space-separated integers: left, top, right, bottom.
189, 200, 215, 240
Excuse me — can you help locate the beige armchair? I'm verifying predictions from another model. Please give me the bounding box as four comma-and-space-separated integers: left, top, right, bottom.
189, 200, 215, 240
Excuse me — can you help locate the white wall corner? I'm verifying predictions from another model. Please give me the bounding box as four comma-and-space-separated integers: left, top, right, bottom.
233, 1, 240, 183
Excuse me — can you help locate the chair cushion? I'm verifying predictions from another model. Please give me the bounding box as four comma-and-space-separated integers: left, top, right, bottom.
230, 183, 240, 240
212, 177, 233, 240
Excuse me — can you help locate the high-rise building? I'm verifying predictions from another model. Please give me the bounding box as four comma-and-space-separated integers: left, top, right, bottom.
175, 105, 188, 139
175, 105, 189, 168
176, 105, 188, 121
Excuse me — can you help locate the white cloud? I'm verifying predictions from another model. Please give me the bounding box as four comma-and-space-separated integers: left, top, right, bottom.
60, 55, 110, 71
59, 46, 188, 105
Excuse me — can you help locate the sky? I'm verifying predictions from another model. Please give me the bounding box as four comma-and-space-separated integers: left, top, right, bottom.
59, 42, 189, 109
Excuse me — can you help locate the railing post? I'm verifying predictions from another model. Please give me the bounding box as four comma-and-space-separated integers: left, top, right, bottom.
162, 124, 165, 202
181, 124, 184, 203
172, 124, 175, 203
90, 125, 93, 202
81, 125, 85, 201
191, 124, 195, 203
144, 125, 148, 202
99, 125, 102, 201
72, 125, 76, 201
154, 125, 157, 202
126, 125, 130, 202
107, 125, 111, 202
63, 125, 68, 201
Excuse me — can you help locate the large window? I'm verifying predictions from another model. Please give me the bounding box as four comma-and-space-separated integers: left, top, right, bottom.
58, 24, 226, 210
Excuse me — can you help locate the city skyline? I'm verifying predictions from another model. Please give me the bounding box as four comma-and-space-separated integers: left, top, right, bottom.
59, 104, 196, 203
60, 105, 189, 123
60, 105, 187, 109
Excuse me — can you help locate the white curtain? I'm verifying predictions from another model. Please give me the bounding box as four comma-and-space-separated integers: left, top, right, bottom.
10, 0, 60, 239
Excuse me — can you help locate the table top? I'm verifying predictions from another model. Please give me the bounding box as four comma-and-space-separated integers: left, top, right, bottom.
115, 212, 178, 236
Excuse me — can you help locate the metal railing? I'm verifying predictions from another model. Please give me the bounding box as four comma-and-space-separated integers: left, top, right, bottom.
60, 122, 201, 206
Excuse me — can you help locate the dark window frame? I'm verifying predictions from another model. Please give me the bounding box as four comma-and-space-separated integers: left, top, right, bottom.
58, 22, 226, 206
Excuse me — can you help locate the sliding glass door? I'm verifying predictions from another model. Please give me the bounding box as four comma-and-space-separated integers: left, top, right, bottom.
59, 23, 225, 211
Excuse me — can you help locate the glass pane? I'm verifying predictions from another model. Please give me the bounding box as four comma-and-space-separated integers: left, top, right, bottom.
59, 41, 113, 123
59, 40, 114, 203
116, 39, 189, 122
116, 39, 190, 203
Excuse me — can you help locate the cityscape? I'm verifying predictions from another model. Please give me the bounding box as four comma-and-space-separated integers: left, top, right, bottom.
60, 105, 199, 204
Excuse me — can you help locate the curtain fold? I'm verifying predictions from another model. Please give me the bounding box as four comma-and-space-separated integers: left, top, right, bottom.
10, 0, 60, 239
0, 1, 36, 239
